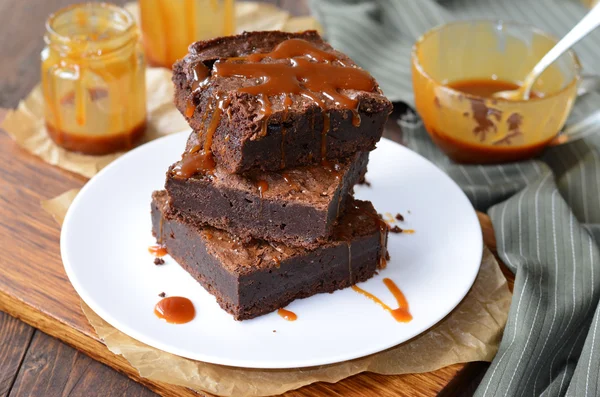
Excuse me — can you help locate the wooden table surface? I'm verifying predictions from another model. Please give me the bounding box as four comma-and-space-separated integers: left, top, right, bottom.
0, 1, 511, 396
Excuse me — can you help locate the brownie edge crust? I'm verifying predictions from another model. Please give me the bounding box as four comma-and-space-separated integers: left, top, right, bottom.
151, 190, 387, 321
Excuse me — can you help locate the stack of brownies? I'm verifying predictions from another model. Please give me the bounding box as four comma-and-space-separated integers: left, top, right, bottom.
151, 30, 393, 320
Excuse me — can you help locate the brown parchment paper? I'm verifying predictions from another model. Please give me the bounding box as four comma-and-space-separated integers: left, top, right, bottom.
42, 189, 511, 397
1, 2, 320, 179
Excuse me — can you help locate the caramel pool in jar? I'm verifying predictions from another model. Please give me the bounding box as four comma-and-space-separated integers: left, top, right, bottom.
140, 0, 235, 68
42, 3, 147, 155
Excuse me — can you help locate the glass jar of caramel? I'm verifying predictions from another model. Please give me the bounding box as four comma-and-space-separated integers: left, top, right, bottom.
140, 0, 235, 68
42, 3, 146, 155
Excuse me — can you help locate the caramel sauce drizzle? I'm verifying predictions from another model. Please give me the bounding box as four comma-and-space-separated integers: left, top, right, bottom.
351, 110, 361, 127
148, 244, 168, 257
277, 308, 297, 321
174, 93, 231, 178
191, 62, 210, 91
257, 93, 272, 137
185, 101, 195, 118
154, 296, 196, 324
352, 278, 412, 323
256, 179, 269, 198
158, 216, 164, 244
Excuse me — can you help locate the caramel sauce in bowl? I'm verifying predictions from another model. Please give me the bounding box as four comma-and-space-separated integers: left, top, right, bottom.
411, 21, 580, 164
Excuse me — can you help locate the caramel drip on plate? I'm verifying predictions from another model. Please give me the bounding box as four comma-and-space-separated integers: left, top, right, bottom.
352, 278, 412, 323
148, 244, 168, 257
154, 296, 195, 324
277, 308, 297, 321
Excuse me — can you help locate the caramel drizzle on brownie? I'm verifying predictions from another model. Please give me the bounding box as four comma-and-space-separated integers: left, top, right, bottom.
257, 94, 272, 137
191, 62, 210, 91
184, 63, 211, 118
178, 38, 376, 178
174, 93, 231, 178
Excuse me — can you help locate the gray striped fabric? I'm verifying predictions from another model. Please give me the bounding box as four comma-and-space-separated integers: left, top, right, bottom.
310, 0, 600, 395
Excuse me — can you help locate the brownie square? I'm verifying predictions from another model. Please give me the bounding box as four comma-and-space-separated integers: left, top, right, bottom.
173, 30, 392, 174
151, 190, 387, 321
166, 133, 369, 248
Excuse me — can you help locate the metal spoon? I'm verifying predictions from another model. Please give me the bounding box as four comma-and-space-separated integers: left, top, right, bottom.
494, 2, 600, 101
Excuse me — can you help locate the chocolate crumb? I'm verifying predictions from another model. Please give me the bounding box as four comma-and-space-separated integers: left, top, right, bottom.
395, 213, 404, 221
158, 292, 166, 298
154, 257, 165, 265
390, 226, 403, 233
273, 330, 276, 333
363, 180, 371, 187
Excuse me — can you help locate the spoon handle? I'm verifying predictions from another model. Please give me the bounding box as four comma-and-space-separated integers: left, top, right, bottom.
525, 3, 600, 96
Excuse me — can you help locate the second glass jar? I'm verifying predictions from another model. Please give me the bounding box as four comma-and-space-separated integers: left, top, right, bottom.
140, 0, 236, 68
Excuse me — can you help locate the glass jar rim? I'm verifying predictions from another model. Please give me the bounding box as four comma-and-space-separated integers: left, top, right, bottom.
411, 19, 582, 104
45, 2, 137, 56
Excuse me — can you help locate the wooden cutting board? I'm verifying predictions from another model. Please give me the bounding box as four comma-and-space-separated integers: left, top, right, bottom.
0, 105, 506, 396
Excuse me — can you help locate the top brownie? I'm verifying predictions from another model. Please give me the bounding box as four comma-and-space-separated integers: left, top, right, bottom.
173, 30, 393, 174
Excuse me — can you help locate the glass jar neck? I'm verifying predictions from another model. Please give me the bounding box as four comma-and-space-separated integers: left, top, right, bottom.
44, 2, 138, 58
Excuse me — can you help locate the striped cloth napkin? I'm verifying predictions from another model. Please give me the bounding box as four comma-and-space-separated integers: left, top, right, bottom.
310, 0, 600, 395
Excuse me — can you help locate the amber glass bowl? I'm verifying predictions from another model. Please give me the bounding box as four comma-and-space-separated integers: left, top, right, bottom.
411, 21, 580, 163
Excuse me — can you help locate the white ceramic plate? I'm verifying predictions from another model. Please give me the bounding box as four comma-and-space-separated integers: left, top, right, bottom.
62, 131, 482, 369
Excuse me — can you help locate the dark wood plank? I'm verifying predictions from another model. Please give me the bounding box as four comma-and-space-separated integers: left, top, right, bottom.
9, 331, 156, 397
0, 312, 35, 397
